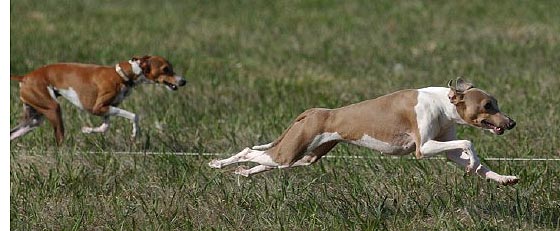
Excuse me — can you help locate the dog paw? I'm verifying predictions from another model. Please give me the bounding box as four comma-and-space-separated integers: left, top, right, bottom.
465, 160, 481, 175
500, 176, 519, 186
131, 130, 140, 139
234, 166, 250, 177
131, 124, 140, 139
208, 160, 222, 169
465, 164, 476, 175
81, 127, 93, 134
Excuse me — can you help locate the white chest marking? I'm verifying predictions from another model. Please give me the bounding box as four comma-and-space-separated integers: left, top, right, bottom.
415, 87, 464, 144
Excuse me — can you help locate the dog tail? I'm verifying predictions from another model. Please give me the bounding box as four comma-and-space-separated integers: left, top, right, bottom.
10, 75, 24, 82
252, 108, 322, 151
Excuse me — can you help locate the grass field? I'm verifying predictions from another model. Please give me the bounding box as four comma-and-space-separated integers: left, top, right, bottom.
10, 0, 560, 230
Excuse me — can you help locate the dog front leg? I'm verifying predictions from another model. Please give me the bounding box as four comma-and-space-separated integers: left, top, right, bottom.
446, 150, 519, 185
419, 139, 480, 173
82, 116, 110, 134
106, 107, 139, 138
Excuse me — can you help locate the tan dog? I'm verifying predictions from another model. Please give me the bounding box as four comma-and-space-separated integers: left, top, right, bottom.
209, 78, 519, 185
10, 55, 186, 145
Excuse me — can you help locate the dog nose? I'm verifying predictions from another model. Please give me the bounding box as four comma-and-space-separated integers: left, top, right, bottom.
177, 78, 187, 86
507, 119, 516, 129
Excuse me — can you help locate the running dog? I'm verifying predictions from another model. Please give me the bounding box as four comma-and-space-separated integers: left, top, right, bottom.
10, 55, 186, 145
209, 78, 519, 185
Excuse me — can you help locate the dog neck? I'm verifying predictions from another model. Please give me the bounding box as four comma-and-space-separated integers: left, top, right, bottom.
115, 59, 146, 86
416, 87, 468, 126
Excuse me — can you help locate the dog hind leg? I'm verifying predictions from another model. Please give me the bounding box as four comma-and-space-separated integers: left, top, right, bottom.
209, 147, 284, 169
252, 142, 275, 150
17, 85, 65, 144
211, 108, 334, 175
234, 165, 275, 177
10, 119, 44, 140
37, 104, 65, 145
10, 104, 45, 140
234, 141, 339, 176
291, 141, 338, 167
209, 148, 251, 168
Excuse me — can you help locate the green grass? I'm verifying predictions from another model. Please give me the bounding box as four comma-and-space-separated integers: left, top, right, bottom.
10, 0, 560, 230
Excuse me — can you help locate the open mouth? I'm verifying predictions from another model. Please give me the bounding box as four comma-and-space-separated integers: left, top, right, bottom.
481, 120, 505, 135
163, 81, 178, 91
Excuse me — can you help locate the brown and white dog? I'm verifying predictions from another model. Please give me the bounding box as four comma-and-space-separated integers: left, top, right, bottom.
209, 78, 519, 185
10, 55, 186, 145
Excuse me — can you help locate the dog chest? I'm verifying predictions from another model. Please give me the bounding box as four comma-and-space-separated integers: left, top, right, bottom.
111, 85, 132, 106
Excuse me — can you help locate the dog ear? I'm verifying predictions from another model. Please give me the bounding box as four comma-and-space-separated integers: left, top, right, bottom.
447, 79, 455, 91
455, 77, 474, 92
448, 80, 460, 104
447, 78, 463, 105
448, 77, 475, 104
131, 56, 150, 62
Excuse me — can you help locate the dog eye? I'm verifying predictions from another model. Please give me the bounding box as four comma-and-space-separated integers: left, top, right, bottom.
484, 102, 493, 110
163, 67, 171, 74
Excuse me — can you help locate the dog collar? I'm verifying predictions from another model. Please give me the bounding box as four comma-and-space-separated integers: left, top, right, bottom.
115, 64, 129, 82
115, 59, 146, 85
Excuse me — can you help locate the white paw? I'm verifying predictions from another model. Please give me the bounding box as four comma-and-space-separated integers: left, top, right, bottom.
234, 166, 250, 177
208, 160, 222, 169
466, 159, 481, 174
81, 127, 93, 134
500, 175, 519, 186
132, 116, 140, 137
131, 127, 140, 139
465, 164, 477, 175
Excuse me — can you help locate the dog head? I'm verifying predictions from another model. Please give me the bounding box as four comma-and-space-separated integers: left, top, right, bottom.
124, 55, 187, 90
448, 77, 516, 135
